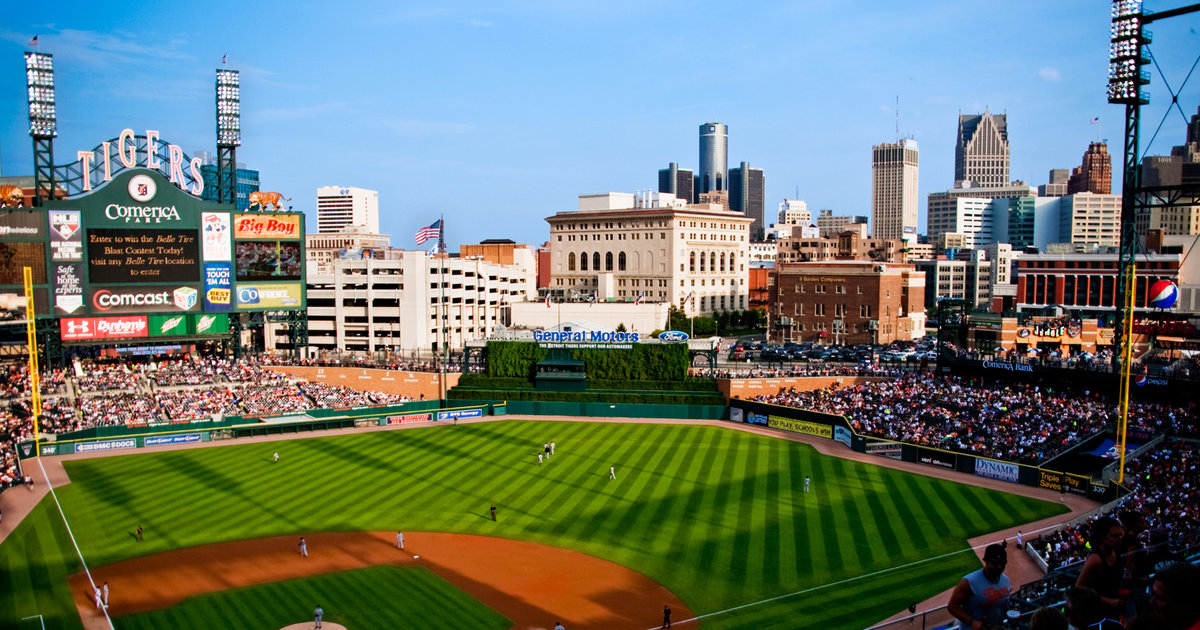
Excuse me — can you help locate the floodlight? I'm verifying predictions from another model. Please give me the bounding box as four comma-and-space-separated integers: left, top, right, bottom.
216, 69, 241, 146
25, 52, 56, 137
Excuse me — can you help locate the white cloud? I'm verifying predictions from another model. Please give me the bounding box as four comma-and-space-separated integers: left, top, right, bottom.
1039, 66, 1063, 83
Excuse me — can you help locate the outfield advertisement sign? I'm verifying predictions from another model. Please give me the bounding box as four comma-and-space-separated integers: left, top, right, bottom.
767, 415, 832, 439
76, 438, 137, 452
973, 458, 1019, 483
916, 447, 956, 470
61, 315, 148, 341
438, 408, 483, 421
387, 413, 432, 425
1038, 470, 1088, 495
833, 426, 852, 448
866, 442, 903, 460
729, 408, 743, 423
144, 433, 203, 446
748, 412, 768, 426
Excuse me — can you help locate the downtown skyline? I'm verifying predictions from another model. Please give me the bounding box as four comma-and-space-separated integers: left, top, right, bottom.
2, 1, 1199, 248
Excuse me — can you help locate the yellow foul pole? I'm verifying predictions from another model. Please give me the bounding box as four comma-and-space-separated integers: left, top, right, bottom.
1116, 263, 1136, 485
23, 266, 43, 457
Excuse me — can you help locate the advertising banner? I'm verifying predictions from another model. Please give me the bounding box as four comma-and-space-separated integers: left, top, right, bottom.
61, 316, 149, 341
767, 415, 833, 439
194, 314, 229, 335
1090, 439, 1145, 459
916, 447, 956, 470
203, 263, 233, 312
438, 408, 483, 421
729, 408, 744, 423
75, 438, 137, 453
1038, 469, 1089, 495
387, 414, 432, 425
148, 314, 191, 336
89, 284, 200, 314
834, 426, 852, 448
973, 457, 1020, 483
49, 210, 82, 261
144, 434, 203, 447
201, 212, 231, 261
0, 210, 45, 239
235, 283, 302, 310
86, 229, 200, 284
866, 441, 903, 460
748, 412, 768, 426
52, 262, 85, 315
233, 214, 301, 239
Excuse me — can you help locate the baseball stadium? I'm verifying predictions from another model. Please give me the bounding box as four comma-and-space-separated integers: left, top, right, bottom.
4, 5, 1200, 630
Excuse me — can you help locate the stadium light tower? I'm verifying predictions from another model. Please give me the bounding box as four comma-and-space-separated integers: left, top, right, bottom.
25, 51, 57, 205
215, 68, 240, 206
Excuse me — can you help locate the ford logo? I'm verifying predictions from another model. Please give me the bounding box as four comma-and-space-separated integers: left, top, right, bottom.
658, 330, 689, 343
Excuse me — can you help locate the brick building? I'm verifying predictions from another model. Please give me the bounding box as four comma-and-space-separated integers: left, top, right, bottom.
768, 261, 925, 345
1067, 142, 1113, 195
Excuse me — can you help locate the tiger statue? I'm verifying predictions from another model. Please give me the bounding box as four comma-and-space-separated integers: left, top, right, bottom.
0, 185, 23, 208
247, 191, 291, 211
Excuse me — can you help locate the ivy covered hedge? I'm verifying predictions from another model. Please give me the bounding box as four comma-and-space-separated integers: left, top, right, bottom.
484, 341, 690, 381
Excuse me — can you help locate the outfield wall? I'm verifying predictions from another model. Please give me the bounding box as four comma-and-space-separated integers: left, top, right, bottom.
719, 376, 884, 401
728, 399, 1119, 503
262, 365, 459, 401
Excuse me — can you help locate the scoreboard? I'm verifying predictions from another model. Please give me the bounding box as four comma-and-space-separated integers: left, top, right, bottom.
0, 169, 306, 342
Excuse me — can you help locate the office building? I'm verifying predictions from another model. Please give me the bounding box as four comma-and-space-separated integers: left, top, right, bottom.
1059, 193, 1120, 248
658, 162, 694, 204
927, 196, 993, 249
778, 199, 811, 226
729, 162, 765, 241
1067, 142, 1112, 194
195, 151, 260, 211
769, 261, 925, 345
546, 191, 751, 315
955, 109, 1010, 188
816, 209, 870, 238
316, 186, 380, 234
1039, 169, 1070, 197
698, 122, 728, 194
872, 139, 920, 242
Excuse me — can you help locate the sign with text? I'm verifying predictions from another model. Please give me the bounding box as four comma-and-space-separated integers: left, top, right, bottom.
52, 262, 85, 315
767, 415, 833, 439
916, 447, 956, 470
49, 210, 82, 261
87, 229, 199, 283
203, 263, 233, 312
974, 457, 1019, 483
0, 210, 45, 239
60, 315, 149, 341
201, 212, 231, 261
233, 214, 301, 239
235, 283, 302, 310
88, 284, 200, 315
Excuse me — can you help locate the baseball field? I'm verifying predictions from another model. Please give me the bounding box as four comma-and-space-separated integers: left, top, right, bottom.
0, 419, 1065, 629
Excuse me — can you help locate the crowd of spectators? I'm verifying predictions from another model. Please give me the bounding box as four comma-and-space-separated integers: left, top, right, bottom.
702, 364, 909, 379
75, 365, 141, 393
299, 382, 411, 408
752, 372, 1200, 464
1032, 439, 1200, 573
1, 364, 69, 398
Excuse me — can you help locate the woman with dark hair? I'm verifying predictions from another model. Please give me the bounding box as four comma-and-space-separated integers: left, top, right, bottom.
1075, 516, 1128, 620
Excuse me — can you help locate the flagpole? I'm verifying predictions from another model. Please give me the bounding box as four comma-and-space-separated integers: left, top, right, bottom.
439, 214, 447, 408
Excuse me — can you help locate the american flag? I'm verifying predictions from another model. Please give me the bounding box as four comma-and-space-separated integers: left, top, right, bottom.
634, 291, 645, 305
545, 294, 551, 309
28, 36, 38, 47
415, 220, 442, 245
685, 291, 694, 304
1090, 117, 1100, 124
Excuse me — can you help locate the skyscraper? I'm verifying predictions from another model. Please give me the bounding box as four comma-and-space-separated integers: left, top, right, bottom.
955, 109, 1010, 188
729, 162, 765, 241
316, 186, 380, 234
872, 139, 919, 242
698, 122, 728, 194
658, 162, 694, 204
195, 150, 260, 211
1068, 142, 1112, 194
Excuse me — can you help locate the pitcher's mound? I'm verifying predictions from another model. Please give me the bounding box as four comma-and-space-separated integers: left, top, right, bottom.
280, 623, 346, 630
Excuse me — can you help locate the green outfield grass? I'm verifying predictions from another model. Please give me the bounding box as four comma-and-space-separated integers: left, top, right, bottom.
0, 420, 1067, 629
113, 565, 510, 629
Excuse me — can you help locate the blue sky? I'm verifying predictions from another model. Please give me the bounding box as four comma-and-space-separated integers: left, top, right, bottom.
2, 1, 1198, 249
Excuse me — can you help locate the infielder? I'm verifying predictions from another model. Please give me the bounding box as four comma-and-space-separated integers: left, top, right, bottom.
299, 537, 308, 557
396, 531, 404, 549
